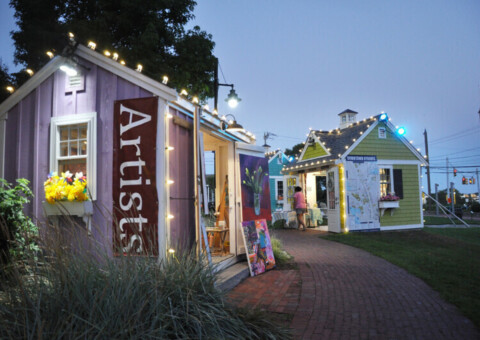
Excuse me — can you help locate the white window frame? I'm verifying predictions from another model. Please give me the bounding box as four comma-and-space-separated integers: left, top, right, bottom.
378, 165, 394, 197
49, 112, 97, 200
275, 178, 284, 201
378, 127, 386, 139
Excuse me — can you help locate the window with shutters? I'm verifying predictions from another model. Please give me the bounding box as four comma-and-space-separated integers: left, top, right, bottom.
379, 166, 394, 197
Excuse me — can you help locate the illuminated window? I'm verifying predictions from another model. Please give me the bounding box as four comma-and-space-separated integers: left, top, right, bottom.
50, 112, 97, 199
379, 167, 393, 197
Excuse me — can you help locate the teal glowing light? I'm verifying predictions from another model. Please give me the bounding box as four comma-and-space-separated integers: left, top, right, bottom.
379, 113, 388, 121
396, 127, 406, 136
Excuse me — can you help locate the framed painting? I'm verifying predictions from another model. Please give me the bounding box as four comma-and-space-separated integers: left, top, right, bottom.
239, 154, 272, 221
241, 219, 276, 277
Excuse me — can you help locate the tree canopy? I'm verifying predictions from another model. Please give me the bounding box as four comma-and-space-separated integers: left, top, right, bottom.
0, 60, 13, 103
8, 0, 216, 100
284, 143, 304, 158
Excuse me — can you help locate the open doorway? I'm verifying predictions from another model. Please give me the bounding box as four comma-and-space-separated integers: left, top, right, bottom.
202, 134, 234, 264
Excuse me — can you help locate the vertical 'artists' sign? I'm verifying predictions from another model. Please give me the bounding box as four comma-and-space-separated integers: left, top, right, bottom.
113, 97, 158, 256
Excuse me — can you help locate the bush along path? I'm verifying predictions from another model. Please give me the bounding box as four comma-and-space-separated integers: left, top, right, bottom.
228, 229, 479, 339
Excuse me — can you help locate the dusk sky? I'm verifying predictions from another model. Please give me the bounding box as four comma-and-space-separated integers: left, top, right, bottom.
1, 1, 479, 194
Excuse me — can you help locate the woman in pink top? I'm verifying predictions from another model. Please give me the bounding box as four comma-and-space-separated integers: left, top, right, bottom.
294, 186, 307, 231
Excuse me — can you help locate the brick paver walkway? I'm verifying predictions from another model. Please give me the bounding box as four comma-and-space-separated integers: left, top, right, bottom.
228, 229, 479, 339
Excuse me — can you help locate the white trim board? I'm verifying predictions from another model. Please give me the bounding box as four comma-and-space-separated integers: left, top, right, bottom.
0, 114, 6, 178
380, 224, 423, 231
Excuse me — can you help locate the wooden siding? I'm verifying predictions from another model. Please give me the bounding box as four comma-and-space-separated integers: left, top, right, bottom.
380, 164, 421, 226
167, 106, 195, 250
302, 142, 328, 160
2, 57, 164, 255
350, 123, 418, 160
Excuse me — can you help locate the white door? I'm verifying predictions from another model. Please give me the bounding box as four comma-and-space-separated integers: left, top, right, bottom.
327, 167, 341, 233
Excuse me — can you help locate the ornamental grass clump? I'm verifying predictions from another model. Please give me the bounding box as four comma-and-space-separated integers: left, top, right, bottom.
0, 223, 289, 339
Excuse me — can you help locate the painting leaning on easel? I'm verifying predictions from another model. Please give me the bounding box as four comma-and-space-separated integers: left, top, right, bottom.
241, 219, 276, 277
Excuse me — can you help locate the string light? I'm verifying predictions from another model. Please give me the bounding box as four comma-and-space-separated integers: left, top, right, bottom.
112, 53, 119, 61
46, 51, 54, 59
192, 96, 199, 104
212, 109, 218, 116
203, 104, 209, 110
165, 146, 174, 151
166, 179, 174, 185
68, 32, 75, 39
168, 248, 175, 254
6, 86, 14, 93
167, 214, 174, 219
120, 60, 126, 66
162, 75, 169, 85
136, 64, 143, 72
88, 41, 97, 50
104, 50, 111, 57
166, 112, 173, 119
180, 89, 188, 96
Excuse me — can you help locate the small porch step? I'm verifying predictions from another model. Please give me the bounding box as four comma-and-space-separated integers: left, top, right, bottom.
215, 262, 249, 292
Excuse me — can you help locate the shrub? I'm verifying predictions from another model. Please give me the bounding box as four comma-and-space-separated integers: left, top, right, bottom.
0, 178, 39, 266
271, 236, 292, 265
471, 202, 480, 213
0, 240, 289, 339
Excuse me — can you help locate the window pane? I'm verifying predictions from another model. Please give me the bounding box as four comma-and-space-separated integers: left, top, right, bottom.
60, 127, 69, 141
80, 140, 87, 155
60, 142, 68, 156
70, 141, 78, 156
277, 181, 284, 198
70, 127, 78, 139
58, 158, 87, 176
80, 126, 87, 138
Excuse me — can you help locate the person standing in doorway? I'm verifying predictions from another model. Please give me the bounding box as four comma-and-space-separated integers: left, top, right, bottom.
294, 186, 307, 231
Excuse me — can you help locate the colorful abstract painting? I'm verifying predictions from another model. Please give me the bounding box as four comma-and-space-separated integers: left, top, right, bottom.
241, 219, 276, 277
239, 154, 272, 221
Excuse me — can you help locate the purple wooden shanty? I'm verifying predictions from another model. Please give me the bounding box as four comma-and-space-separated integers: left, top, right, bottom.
0, 44, 201, 258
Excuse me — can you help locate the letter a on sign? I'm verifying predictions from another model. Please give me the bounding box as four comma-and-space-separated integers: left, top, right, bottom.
113, 97, 159, 256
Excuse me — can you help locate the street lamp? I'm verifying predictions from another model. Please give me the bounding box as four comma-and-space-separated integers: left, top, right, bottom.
221, 114, 244, 132
214, 58, 241, 110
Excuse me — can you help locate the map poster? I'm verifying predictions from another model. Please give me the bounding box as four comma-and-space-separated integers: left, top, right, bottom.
345, 156, 380, 231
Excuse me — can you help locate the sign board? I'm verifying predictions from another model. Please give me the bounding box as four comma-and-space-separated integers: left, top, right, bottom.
112, 97, 159, 255
345, 156, 380, 231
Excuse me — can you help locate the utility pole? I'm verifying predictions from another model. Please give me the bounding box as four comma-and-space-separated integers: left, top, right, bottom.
446, 157, 449, 205
435, 183, 439, 215
477, 168, 479, 197
424, 129, 431, 210
450, 182, 455, 213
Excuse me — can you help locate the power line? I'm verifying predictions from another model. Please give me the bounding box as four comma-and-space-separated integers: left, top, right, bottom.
429, 127, 479, 145
428, 147, 480, 159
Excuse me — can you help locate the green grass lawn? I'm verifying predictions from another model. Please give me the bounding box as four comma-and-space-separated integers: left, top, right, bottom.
322, 228, 480, 328
424, 215, 480, 225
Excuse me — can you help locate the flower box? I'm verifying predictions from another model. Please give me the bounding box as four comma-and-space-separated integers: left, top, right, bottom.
42, 201, 94, 233
43, 200, 93, 217
378, 200, 399, 216
378, 201, 399, 209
